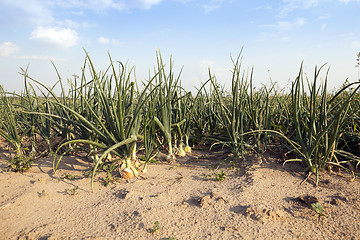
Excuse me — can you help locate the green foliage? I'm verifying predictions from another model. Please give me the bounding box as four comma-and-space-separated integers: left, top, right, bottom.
0, 49, 359, 189
63, 173, 77, 180
283, 63, 360, 184
65, 186, 79, 195
7, 154, 34, 172
215, 170, 227, 181
151, 221, 161, 234
101, 163, 119, 187
311, 202, 328, 220
203, 173, 212, 180
0, 86, 27, 157
203, 170, 227, 181
38, 190, 46, 198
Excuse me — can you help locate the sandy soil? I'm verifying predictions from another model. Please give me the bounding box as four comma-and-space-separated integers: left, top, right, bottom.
0, 145, 360, 240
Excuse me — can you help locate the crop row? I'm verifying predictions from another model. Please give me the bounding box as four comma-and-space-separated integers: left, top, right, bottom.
0, 50, 359, 189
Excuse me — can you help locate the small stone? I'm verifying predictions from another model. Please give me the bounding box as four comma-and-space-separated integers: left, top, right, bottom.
330, 198, 343, 205
199, 195, 212, 207
297, 195, 318, 205
37, 178, 47, 182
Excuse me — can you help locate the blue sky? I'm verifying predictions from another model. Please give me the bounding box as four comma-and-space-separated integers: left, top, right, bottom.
0, 0, 359, 93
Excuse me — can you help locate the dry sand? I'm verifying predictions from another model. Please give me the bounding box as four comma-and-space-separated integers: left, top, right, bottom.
0, 145, 360, 240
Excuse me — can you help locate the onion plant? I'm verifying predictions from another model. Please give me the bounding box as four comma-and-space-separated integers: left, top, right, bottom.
51, 52, 159, 191
284, 63, 360, 184
191, 78, 221, 145
0, 85, 36, 172
141, 92, 159, 172
0, 85, 24, 156
209, 53, 253, 159
153, 51, 185, 161
1, 49, 359, 187
19, 68, 82, 157
177, 90, 195, 154
21, 71, 56, 156
246, 81, 280, 155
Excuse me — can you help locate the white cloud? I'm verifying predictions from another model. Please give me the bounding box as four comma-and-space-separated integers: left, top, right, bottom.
51, 0, 125, 11
317, 13, 331, 20
261, 18, 306, 31
199, 0, 228, 12
0, 0, 54, 25
280, 0, 360, 16
30, 26, 79, 48
53, 0, 162, 11
0, 41, 56, 60
13, 55, 56, 60
97, 37, 124, 45
281, 0, 324, 9
0, 0, 164, 29
134, 0, 163, 9
352, 41, 360, 48
0, 42, 20, 57
284, 0, 360, 7
277, 18, 305, 30
57, 19, 93, 28
197, 59, 230, 81
98, 37, 111, 44
202, 4, 221, 12
199, 60, 214, 68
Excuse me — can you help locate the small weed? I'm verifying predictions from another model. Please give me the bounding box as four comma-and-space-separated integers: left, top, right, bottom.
203, 174, 212, 180
7, 154, 34, 172
229, 161, 236, 170
151, 221, 161, 234
102, 163, 118, 172
215, 170, 227, 181
83, 170, 92, 178
63, 173, 77, 180
311, 202, 328, 221
101, 164, 120, 187
102, 175, 113, 187
169, 164, 180, 170
203, 170, 227, 181
102, 173, 119, 187
65, 185, 79, 195
38, 190, 46, 198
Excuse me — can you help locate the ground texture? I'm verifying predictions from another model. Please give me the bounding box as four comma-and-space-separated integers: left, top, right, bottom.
1, 146, 360, 240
